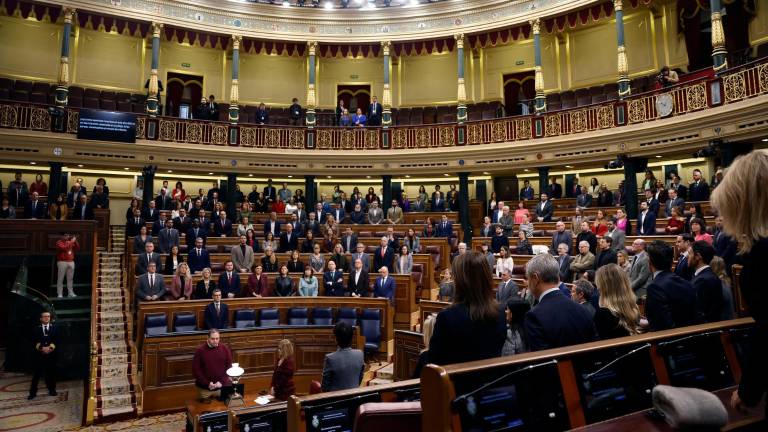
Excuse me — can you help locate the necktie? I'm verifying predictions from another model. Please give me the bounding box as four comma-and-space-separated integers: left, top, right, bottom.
381, 248, 385, 257
43, 325, 48, 336
136, 217, 139, 224
147, 253, 151, 263
215, 303, 220, 315
197, 248, 201, 256
150, 274, 154, 286
228, 273, 232, 284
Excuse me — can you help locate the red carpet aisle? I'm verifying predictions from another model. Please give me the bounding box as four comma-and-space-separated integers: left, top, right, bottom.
60, 413, 185, 432
0, 372, 82, 431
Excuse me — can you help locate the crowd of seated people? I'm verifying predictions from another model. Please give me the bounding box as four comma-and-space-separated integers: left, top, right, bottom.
0, 172, 108, 220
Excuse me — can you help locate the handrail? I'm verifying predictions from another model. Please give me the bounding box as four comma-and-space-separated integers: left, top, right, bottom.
84, 222, 100, 425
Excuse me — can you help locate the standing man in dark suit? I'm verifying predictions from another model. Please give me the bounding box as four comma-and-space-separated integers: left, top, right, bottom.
323, 260, 345, 296
431, 186, 445, 212
137, 261, 166, 301
690, 241, 723, 323
28, 311, 59, 399
555, 243, 573, 283
548, 178, 563, 199
72, 194, 94, 220
593, 236, 618, 270
254, 102, 269, 124
644, 241, 698, 331
217, 261, 240, 298
644, 189, 660, 216
263, 211, 281, 237
188, 237, 211, 274
341, 227, 358, 253
435, 214, 453, 237
152, 213, 168, 237
576, 221, 597, 254
126, 208, 145, 237
688, 169, 710, 202
348, 258, 370, 297
263, 179, 277, 206
534, 193, 553, 222
674, 234, 694, 281
550, 221, 573, 256
155, 189, 172, 211
670, 174, 688, 201
368, 95, 383, 126
142, 200, 159, 222
204, 289, 229, 329
213, 211, 232, 237
288, 98, 302, 126
373, 266, 395, 305
304, 212, 320, 237
157, 219, 179, 254
207, 95, 220, 120
496, 270, 520, 305
520, 180, 535, 200
373, 236, 394, 272
186, 220, 207, 249
490, 225, 508, 253
321, 322, 365, 392
665, 188, 685, 217
173, 208, 191, 234
136, 242, 162, 276
279, 223, 298, 252
523, 254, 597, 351
25, 192, 46, 219
637, 201, 657, 236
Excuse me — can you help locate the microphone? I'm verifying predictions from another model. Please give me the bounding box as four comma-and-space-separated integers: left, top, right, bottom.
583, 343, 651, 382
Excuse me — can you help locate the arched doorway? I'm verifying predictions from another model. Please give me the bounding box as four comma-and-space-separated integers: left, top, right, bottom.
336, 85, 371, 114
503, 72, 535, 116
166, 72, 204, 118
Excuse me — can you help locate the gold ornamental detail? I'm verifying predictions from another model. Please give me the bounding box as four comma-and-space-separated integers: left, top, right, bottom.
416, 128, 432, 147
627, 99, 646, 123
439, 127, 454, 146
240, 127, 256, 147
340, 129, 355, 149
392, 129, 408, 149
570, 110, 587, 133
185, 122, 202, 143
516, 118, 531, 140
159, 119, 176, 141
758, 64, 768, 93
317, 129, 333, 149
30, 108, 51, 130
0, 104, 18, 128
67, 109, 79, 133
467, 123, 482, 144
364, 129, 380, 149
491, 122, 506, 142
289, 129, 305, 148
544, 114, 561, 137
686, 83, 707, 112
135, 117, 146, 139
597, 106, 614, 129
723, 73, 746, 102
530, 18, 541, 35
617, 45, 628, 76
211, 125, 228, 145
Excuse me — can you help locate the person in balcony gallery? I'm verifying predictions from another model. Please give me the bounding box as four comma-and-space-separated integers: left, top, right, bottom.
289, 97, 302, 126
368, 95, 383, 126
352, 107, 367, 127
658, 66, 679, 88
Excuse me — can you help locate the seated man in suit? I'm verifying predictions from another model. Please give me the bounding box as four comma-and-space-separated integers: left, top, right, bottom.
367, 201, 384, 225
373, 236, 394, 272
136, 242, 162, 276
373, 266, 396, 305
323, 260, 345, 297
496, 269, 520, 305
217, 261, 241, 298
534, 193, 553, 222
348, 258, 370, 297
435, 214, 453, 237
629, 239, 651, 297
386, 199, 404, 224
204, 289, 229, 329
279, 223, 298, 252
72, 194, 94, 220
188, 237, 212, 274
637, 201, 657, 236
351, 243, 371, 273
213, 211, 233, 237
689, 241, 723, 323
25, 192, 46, 219
231, 235, 254, 273
523, 254, 597, 351
645, 240, 698, 331
137, 261, 166, 301
321, 322, 365, 392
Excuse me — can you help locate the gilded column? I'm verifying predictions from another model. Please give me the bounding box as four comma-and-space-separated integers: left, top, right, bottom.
306, 41, 317, 127
146, 22, 163, 116
615, 0, 631, 98
710, 0, 728, 72
382, 41, 392, 127
228, 35, 242, 123
531, 19, 546, 113
55, 8, 75, 107
455, 34, 467, 123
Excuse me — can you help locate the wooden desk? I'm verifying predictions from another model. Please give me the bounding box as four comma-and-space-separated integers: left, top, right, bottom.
186, 394, 286, 432
394, 330, 425, 381
143, 326, 364, 414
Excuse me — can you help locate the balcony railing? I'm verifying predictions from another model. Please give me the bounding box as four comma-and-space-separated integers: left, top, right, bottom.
1, 58, 767, 150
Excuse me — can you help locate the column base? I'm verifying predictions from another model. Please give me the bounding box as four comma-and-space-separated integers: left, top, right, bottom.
712, 52, 728, 74
457, 105, 467, 123
382, 109, 392, 127
534, 96, 547, 114
146, 97, 159, 117
305, 109, 316, 127
618, 78, 631, 99
54, 86, 68, 107
228, 105, 239, 124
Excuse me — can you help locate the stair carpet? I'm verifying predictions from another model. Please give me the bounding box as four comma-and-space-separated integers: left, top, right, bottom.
92, 226, 139, 420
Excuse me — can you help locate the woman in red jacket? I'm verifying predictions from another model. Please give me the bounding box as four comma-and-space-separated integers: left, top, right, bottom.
270, 339, 296, 401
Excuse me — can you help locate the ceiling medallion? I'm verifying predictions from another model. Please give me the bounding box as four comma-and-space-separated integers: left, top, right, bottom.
454, 18, 463, 26
110, 0, 122, 6
309, 25, 317, 33
536, 153, 543, 160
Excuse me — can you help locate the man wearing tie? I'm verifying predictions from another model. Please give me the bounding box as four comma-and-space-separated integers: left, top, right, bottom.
218, 261, 240, 298
674, 234, 694, 281
279, 223, 298, 252
431, 187, 445, 212
323, 260, 345, 296
496, 270, 520, 305
520, 180, 534, 200
535, 193, 553, 222
548, 178, 563, 199
188, 237, 211, 274
136, 242, 162, 276
373, 236, 394, 272
386, 199, 403, 224
204, 289, 229, 329
8, 172, 29, 207
374, 266, 395, 305
186, 220, 207, 249
688, 169, 710, 202
137, 261, 166, 301
629, 239, 651, 297
348, 258, 370, 297
550, 221, 573, 256
207, 94, 220, 120
158, 219, 179, 254
436, 214, 453, 238
25, 191, 45, 219
142, 200, 159, 222
367, 202, 384, 225
368, 95, 383, 126
126, 208, 145, 237
665, 188, 685, 217
555, 244, 573, 283
341, 227, 358, 253
644, 190, 660, 216
28, 311, 59, 400
213, 211, 232, 237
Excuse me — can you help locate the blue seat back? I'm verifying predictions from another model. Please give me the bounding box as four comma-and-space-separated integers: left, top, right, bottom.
233, 309, 256, 329
259, 308, 280, 327
173, 311, 197, 333
313, 307, 333, 325
145, 313, 168, 336
337, 307, 358, 327
359, 308, 382, 352
288, 307, 309, 325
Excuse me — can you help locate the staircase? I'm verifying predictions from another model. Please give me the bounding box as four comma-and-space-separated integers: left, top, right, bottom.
91, 226, 139, 420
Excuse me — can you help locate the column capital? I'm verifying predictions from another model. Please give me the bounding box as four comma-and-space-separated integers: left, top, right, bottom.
454, 33, 465, 49
151, 22, 163, 38
62, 7, 76, 23
613, 0, 623, 12
231, 35, 242, 50
381, 41, 391, 56
307, 41, 318, 56
529, 18, 541, 35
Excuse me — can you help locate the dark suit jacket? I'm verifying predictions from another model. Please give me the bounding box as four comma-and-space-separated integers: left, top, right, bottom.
218, 272, 241, 297
142, 207, 159, 222
279, 232, 299, 252
374, 276, 395, 305
188, 248, 211, 273
321, 348, 364, 392
693, 267, 723, 323
341, 234, 358, 253
645, 271, 698, 331
646, 198, 660, 216
32, 323, 60, 353
490, 234, 508, 253
255, 109, 269, 124
155, 194, 172, 210
548, 183, 563, 199
428, 303, 506, 366
72, 203, 94, 220
556, 254, 573, 283
126, 217, 146, 237
688, 180, 710, 202
535, 200, 553, 221
674, 254, 693, 281
347, 270, 370, 297
435, 221, 453, 237
263, 220, 282, 237
186, 227, 207, 248
213, 218, 232, 237
323, 270, 345, 296
637, 210, 657, 236
672, 183, 688, 200
524, 289, 598, 351
373, 246, 394, 272
24, 200, 46, 219
136, 252, 162, 275
594, 248, 618, 270
520, 186, 535, 200
263, 186, 277, 203
431, 194, 446, 212
204, 302, 229, 329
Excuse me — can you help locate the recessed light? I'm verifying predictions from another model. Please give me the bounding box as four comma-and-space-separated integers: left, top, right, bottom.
124, 167, 130, 170
762, 138, 768, 142
405, 175, 411, 178
655, 155, 663, 158
443, 173, 450, 177
77, 164, 84, 168
288, 175, 293, 178
208, 172, 214, 175
30, 161, 36, 165
524, 169, 530, 172
324, 1, 333, 9
248, 173, 253, 177
327, 175, 332, 179
167, 170, 173, 173
366, 175, 371, 179
482, 171, 490, 175
282, 0, 290, 7
565, 165, 573, 168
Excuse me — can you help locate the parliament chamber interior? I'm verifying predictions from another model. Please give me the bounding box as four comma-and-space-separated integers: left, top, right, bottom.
1, 0, 768, 430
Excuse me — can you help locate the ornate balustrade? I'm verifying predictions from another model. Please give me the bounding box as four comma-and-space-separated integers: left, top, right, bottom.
1, 59, 767, 150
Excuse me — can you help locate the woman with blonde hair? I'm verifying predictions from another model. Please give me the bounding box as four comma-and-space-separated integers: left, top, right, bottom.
711, 150, 768, 413
593, 264, 641, 339
270, 339, 296, 400
616, 249, 631, 273
166, 262, 193, 300
411, 314, 437, 378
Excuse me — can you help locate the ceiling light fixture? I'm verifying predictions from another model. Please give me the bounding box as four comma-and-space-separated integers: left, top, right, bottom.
288, 175, 293, 178
124, 167, 130, 170
762, 138, 768, 142
208, 172, 214, 175
282, 0, 290, 7
565, 165, 573, 168
324, 1, 333, 9
248, 173, 254, 177
655, 155, 663, 158
30, 161, 37, 165
77, 164, 84, 167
